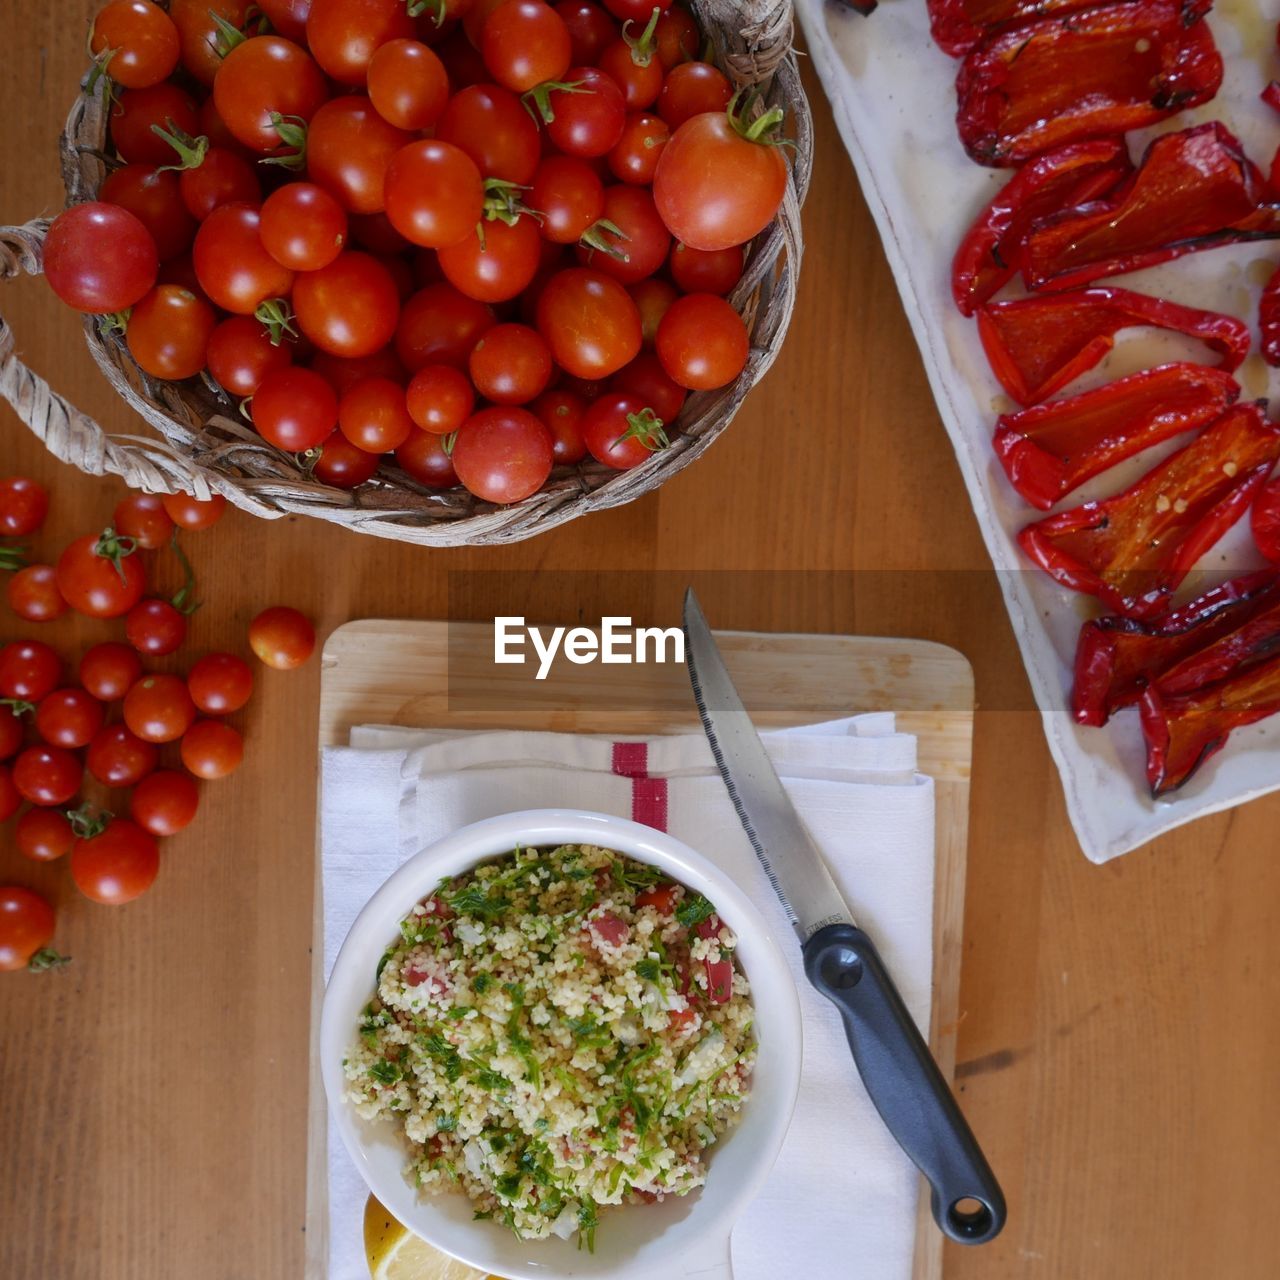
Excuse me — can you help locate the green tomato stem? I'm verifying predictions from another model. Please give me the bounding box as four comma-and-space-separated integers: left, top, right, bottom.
622, 8, 662, 67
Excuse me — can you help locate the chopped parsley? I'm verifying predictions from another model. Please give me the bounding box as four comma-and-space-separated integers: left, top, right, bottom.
675, 893, 717, 928
369, 1059, 402, 1086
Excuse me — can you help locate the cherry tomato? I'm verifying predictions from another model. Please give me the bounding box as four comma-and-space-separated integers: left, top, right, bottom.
0, 706, 23, 760
198, 94, 247, 153
610, 350, 686, 421
127, 284, 217, 380
310, 346, 407, 395
15, 809, 76, 863
206, 316, 293, 397
555, 0, 616, 63
187, 652, 254, 714
71, 819, 160, 905
259, 182, 348, 271
599, 27, 663, 111
385, 141, 485, 249
43, 203, 158, 314
6, 565, 66, 623
110, 83, 201, 165
0, 641, 61, 702
657, 60, 731, 129
181, 719, 245, 779
537, 267, 642, 378
396, 284, 495, 370
406, 365, 475, 435
170, 0, 255, 86
307, 95, 413, 216
252, 368, 339, 451
176, 147, 261, 221
654, 109, 788, 250
312, 433, 380, 488
603, 0, 665, 21
213, 35, 329, 153
627, 276, 677, 346
396, 431, 459, 488
349, 212, 411, 256
437, 84, 541, 186
56, 531, 146, 620
194, 204, 295, 315
655, 5, 698, 68
87, 723, 158, 787
125, 598, 188, 657
530, 156, 603, 244
249, 606, 316, 669
0, 478, 49, 537
34, 689, 105, 750
338, 377, 415, 453
462, 0, 508, 43
113, 493, 174, 551
368, 39, 451, 130
0, 768, 19, 822
79, 643, 144, 702
469, 324, 553, 405
609, 112, 669, 184
481, 0, 571, 93
1253, 479, 1280, 562
452, 407, 554, 503
438, 216, 542, 303
577, 185, 669, 284
543, 67, 626, 157
13, 745, 83, 807
583, 391, 669, 469
293, 252, 401, 358
306, 0, 414, 83
670, 241, 743, 295
99, 164, 196, 260
124, 674, 197, 744
161, 492, 227, 530
0, 887, 56, 971
91, 0, 180, 89
131, 769, 201, 836
656, 292, 748, 389
258, 0, 311, 40
435, 25, 489, 86
531, 388, 588, 463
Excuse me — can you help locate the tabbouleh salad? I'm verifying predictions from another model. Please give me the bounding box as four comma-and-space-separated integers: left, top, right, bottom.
343, 842, 755, 1246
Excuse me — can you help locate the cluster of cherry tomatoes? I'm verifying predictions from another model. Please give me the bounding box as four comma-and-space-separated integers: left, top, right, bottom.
42, 0, 791, 505
0, 475, 316, 972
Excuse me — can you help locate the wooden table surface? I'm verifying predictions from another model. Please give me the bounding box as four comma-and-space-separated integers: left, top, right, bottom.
3, 7, 1278, 1280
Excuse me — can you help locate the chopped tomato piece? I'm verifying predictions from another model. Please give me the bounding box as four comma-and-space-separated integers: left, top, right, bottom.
635, 882, 679, 913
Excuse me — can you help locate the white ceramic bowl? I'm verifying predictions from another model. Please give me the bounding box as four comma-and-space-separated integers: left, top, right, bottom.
321, 809, 802, 1280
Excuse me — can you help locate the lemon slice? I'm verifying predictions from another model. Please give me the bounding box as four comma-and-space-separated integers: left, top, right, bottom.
364, 1193, 498, 1280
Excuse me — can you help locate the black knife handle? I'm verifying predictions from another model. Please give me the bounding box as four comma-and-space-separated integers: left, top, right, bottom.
802, 923, 1006, 1246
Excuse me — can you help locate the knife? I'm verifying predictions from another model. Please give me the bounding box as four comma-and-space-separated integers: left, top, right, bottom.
682, 589, 1006, 1246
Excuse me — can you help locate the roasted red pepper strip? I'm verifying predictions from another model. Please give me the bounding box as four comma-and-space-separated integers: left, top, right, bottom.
954, 2, 1222, 168
1260, 265, 1280, 367
1018, 403, 1280, 618
978, 287, 1251, 407
994, 363, 1239, 510
951, 139, 1130, 315
926, 0, 1132, 58
1072, 570, 1280, 725
1021, 124, 1280, 291
1140, 651, 1280, 795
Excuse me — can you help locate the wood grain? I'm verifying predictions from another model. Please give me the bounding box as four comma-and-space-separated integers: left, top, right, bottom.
3, 7, 1280, 1280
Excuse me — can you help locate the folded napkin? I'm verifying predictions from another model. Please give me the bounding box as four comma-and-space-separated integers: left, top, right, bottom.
320, 715, 935, 1280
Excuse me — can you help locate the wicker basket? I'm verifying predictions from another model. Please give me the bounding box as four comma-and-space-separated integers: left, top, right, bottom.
0, 0, 810, 546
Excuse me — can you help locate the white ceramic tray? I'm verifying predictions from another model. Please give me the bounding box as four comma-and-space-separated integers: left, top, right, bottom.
797, 0, 1280, 860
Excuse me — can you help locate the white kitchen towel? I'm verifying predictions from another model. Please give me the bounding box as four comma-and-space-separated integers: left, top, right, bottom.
321, 714, 935, 1280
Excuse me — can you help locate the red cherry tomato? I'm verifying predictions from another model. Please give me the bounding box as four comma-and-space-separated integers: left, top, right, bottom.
307, 95, 414, 216
258, 0, 311, 40
293, 252, 401, 358
13, 745, 83, 807
368, 39, 451, 130
113, 493, 175, 551
599, 25, 664, 111
0, 887, 56, 970
608, 112, 670, 185
0, 767, 19, 822
125, 598, 189, 657
212, 35, 329, 153
438, 216, 542, 303
0, 641, 61, 702
0, 706, 23, 760
603, 0, 665, 21
91, 0, 181, 89
87, 723, 158, 787
56, 531, 146, 620
462, 0, 508, 43
627, 276, 677, 345
260, 182, 348, 271
252, 367, 339, 451
582, 391, 669, 469
305, 0, 414, 83
16, 808, 76, 862
207, 316, 293, 397
181, 719, 245, 779
530, 388, 588, 463
481, 0, 571, 93
169, 0, 255, 86
657, 61, 732, 129
385, 141, 485, 249
468, 324, 553, 405
396, 284, 495, 370
656, 292, 748, 389
161, 492, 227, 530
187, 652, 254, 714
350, 212, 411, 255
338, 377, 415, 453
124, 674, 197, 744
71, 819, 160, 905
99, 164, 196, 261
194, 204, 295, 315
655, 5, 698, 68
249, 606, 316, 670
7, 565, 67, 624
437, 84, 541, 186
110, 83, 201, 165
610, 351, 686, 421
173, 147, 261, 221
310, 346, 407, 395
669, 241, 743, 295
131, 770, 200, 836
43, 203, 158, 314
34, 689, 105, 750
406, 365, 475, 435
198, 94, 246, 152
536, 267, 642, 379
543, 67, 626, 158
127, 284, 217, 379
79, 643, 144, 702
452, 407, 554, 503
555, 0, 616, 63
396, 431, 459, 488
530, 156, 604, 245
312, 433, 381, 488
576, 185, 669, 285
0, 478, 49, 537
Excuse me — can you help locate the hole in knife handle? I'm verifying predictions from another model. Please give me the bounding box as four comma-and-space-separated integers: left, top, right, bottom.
819, 943, 863, 990
947, 1198, 995, 1240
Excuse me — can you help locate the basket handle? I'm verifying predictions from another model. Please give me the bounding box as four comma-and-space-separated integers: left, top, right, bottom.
703, 0, 795, 87
0, 218, 238, 502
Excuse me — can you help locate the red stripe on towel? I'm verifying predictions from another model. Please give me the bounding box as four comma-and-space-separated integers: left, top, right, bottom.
610, 742, 668, 832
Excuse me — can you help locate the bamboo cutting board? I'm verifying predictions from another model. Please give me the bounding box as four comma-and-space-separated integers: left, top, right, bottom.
308, 622, 976, 1280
